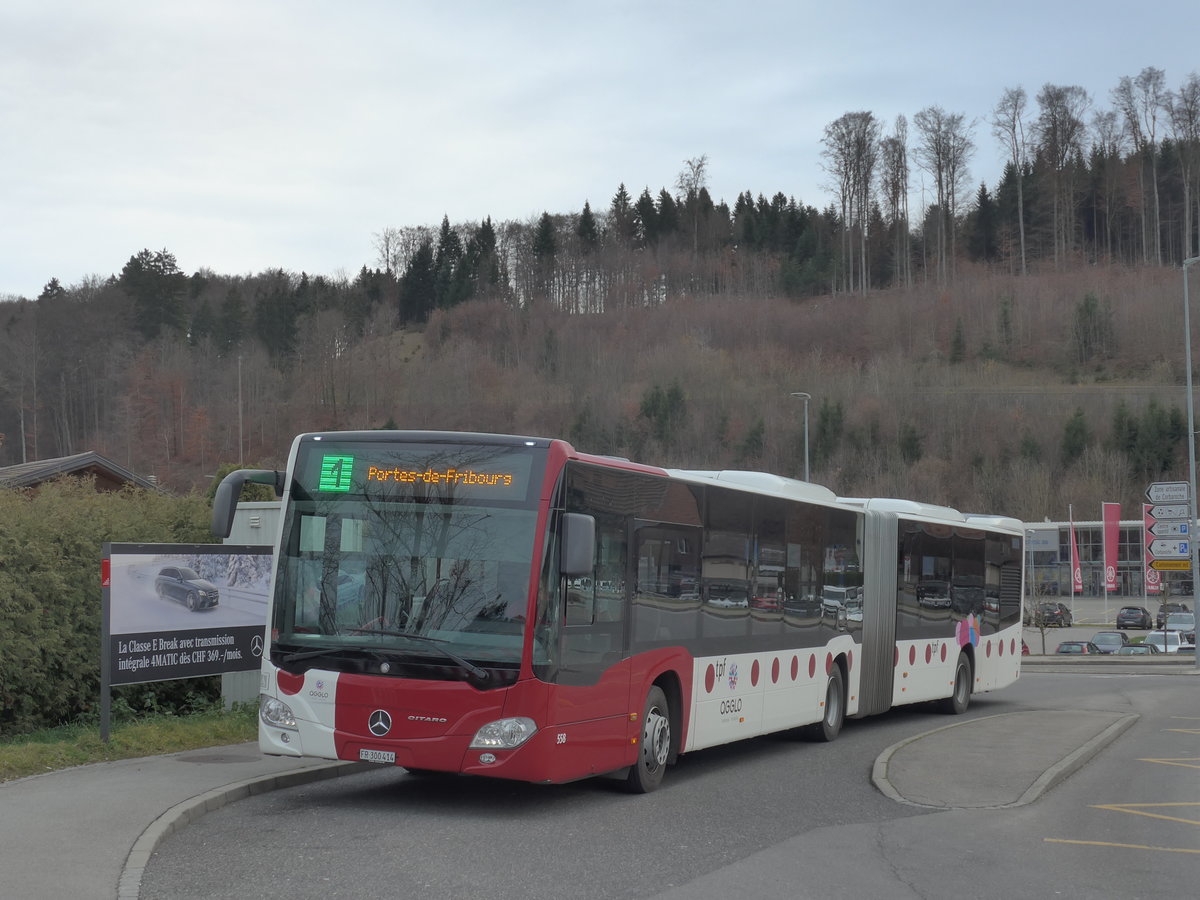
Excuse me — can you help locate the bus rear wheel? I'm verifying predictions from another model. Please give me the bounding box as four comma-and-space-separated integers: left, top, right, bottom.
939, 653, 972, 715
802, 666, 844, 742
626, 686, 671, 793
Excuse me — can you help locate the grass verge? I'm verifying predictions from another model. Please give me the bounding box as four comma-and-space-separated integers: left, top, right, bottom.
0, 706, 257, 784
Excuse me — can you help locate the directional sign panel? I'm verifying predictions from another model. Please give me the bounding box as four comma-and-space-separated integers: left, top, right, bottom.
1148, 504, 1190, 520
1150, 559, 1192, 571
1146, 481, 1190, 504
1150, 520, 1189, 537
1148, 538, 1190, 559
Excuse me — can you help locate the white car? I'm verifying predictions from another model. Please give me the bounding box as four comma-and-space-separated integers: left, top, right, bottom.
1143, 630, 1195, 655
1163, 612, 1196, 644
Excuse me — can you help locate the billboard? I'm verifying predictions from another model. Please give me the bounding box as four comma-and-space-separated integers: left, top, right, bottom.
102, 543, 272, 686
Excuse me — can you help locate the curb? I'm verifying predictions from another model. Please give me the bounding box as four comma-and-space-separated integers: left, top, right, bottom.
118, 761, 367, 900
1010, 714, 1138, 808
1021, 656, 1200, 674
871, 711, 1139, 810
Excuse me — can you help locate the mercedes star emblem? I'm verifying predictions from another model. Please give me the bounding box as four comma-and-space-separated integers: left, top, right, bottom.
368, 709, 392, 737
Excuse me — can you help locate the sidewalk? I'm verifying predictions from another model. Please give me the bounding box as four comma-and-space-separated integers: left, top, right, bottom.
873, 709, 1138, 808
0, 743, 362, 900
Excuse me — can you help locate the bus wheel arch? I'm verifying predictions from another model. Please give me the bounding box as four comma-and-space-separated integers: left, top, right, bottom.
654, 671, 684, 765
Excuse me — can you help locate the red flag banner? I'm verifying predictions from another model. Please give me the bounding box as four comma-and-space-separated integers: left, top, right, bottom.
1142, 504, 1163, 594
1070, 520, 1083, 594
1103, 502, 1120, 592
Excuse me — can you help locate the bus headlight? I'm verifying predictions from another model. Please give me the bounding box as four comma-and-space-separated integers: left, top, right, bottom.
469, 717, 537, 749
260, 694, 298, 730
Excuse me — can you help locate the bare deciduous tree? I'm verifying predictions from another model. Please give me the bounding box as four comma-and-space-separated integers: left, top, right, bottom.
374, 225, 435, 278
1033, 84, 1091, 266
913, 106, 974, 282
992, 87, 1030, 274
675, 154, 709, 256
1090, 108, 1128, 261
1166, 72, 1200, 262
823, 111, 882, 293
1112, 68, 1166, 264
880, 115, 911, 289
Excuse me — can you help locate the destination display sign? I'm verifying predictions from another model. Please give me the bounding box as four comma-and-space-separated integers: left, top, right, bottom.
297, 441, 537, 504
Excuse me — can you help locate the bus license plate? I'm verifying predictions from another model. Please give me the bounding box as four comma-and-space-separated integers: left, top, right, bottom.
359, 749, 396, 764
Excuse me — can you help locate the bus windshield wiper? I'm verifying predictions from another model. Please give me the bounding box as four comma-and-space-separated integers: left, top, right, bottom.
279, 644, 388, 664
345, 627, 490, 683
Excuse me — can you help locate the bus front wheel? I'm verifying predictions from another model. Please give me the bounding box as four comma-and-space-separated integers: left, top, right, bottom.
626, 686, 671, 793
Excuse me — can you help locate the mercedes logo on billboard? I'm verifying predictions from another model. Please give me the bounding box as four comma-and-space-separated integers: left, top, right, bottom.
368, 709, 392, 737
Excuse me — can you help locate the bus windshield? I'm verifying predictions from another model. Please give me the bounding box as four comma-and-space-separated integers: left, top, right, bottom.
271, 439, 543, 671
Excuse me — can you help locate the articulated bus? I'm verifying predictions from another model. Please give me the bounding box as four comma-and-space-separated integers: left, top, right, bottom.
212, 431, 1024, 792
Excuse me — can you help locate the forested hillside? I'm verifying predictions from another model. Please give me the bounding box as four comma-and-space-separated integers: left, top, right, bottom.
2, 67, 1198, 523
0, 251, 1191, 524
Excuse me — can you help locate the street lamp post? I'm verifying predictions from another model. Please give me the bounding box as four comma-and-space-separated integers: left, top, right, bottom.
790, 392, 811, 481
1183, 256, 1199, 671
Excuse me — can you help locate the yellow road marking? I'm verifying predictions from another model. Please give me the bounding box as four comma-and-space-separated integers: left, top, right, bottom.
1048, 803, 1200, 855
1045, 839, 1200, 854
1139, 757, 1200, 770
1091, 802, 1200, 827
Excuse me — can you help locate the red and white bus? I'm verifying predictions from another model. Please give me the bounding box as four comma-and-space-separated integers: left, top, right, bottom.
212, 431, 1024, 792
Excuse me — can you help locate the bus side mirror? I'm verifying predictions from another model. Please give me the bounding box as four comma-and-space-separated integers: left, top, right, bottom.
560, 513, 595, 577
211, 469, 284, 538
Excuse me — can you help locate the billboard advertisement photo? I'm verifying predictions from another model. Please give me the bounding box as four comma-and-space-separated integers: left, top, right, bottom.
102, 543, 272, 686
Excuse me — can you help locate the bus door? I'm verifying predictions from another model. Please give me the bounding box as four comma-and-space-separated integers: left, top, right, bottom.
551, 511, 630, 722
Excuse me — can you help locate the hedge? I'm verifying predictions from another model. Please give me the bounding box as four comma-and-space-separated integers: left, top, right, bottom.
0, 478, 214, 736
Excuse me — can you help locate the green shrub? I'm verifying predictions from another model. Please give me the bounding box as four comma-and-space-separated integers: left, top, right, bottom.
0, 478, 213, 736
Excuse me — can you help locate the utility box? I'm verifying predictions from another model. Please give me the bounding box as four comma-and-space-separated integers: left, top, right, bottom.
220, 501, 280, 708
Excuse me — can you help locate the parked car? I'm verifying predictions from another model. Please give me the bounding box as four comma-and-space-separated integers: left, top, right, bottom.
1163, 612, 1196, 644
1144, 630, 1193, 654
821, 585, 861, 622
706, 581, 750, 609
1116, 605, 1152, 630
916, 580, 951, 608
1090, 631, 1130, 654
1030, 601, 1073, 627
1115, 643, 1160, 655
1155, 601, 1190, 629
154, 565, 219, 611
1055, 641, 1100, 654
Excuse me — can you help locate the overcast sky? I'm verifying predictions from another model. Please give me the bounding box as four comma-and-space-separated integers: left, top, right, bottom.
3, 0, 1197, 300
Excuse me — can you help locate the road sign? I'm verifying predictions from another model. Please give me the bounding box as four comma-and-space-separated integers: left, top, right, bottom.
1150, 559, 1192, 571
1146, 481, 1190, 503
1148, 538, 1190, 558
1148, 504, 1190, 520
1149, 520, 1189, 537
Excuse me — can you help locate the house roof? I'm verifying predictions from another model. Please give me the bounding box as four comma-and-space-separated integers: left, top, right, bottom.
0, 451, 162, 492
